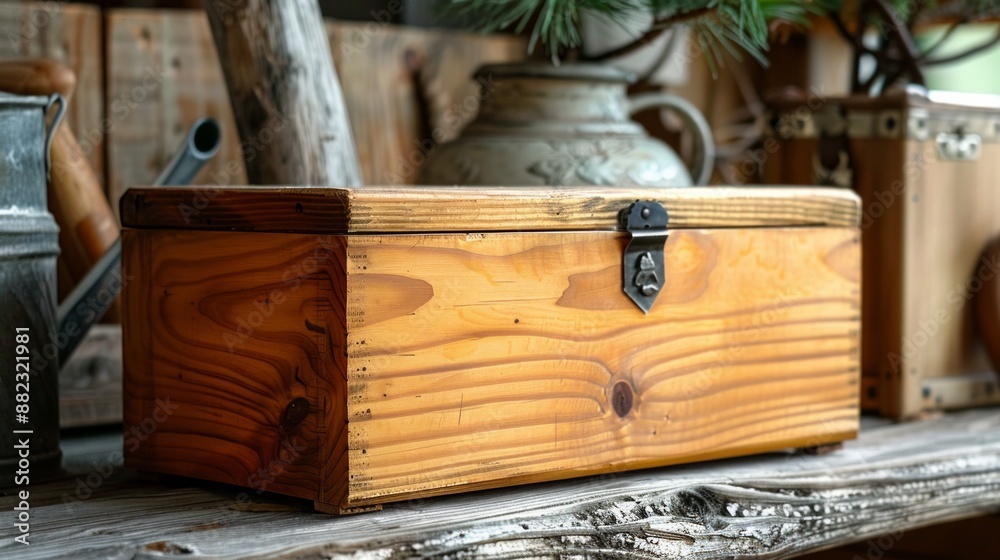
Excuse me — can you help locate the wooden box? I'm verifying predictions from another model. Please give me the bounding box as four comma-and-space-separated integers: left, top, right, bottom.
763, 89, 1000, 419
120, 185, 861, 512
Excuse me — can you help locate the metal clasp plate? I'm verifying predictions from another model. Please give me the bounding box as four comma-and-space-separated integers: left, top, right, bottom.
621, 201, 669, 313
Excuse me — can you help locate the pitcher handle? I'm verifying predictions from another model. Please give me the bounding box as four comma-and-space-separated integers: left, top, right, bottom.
628, 92, 715, 185
43, 93, 66, 179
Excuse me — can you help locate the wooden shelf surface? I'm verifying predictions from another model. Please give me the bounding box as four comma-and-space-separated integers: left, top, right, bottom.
2, 409, 999, 558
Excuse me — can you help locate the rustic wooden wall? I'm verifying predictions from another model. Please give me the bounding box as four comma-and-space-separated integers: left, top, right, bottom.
104, 9, 525, 203
105, 9, 242, 201
0, 2, 105, 185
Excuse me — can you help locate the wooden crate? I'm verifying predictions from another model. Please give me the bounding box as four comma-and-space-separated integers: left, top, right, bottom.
0, 2, 104, 185
104, 9, 525, 203
120, 185, 861, 512
762, 89, 1000, 419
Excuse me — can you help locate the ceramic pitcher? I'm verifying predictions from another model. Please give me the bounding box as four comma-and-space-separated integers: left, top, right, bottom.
418, 63, 715, 187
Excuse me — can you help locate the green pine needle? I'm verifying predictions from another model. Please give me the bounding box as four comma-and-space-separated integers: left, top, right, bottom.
439, 0, 838, 63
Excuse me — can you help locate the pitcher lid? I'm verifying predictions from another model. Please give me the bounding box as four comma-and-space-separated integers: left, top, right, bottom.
474, 63, 636, 84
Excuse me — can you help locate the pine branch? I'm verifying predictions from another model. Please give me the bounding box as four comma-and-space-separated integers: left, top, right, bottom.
438, 0, 835, 63
586, 6, 713, 61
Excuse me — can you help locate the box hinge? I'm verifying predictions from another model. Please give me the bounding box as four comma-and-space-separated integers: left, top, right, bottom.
621, 201, 669, 314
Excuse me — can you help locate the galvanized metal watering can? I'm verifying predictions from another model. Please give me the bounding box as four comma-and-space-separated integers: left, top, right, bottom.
0, 91, 66, 482
0, 88, 222, 484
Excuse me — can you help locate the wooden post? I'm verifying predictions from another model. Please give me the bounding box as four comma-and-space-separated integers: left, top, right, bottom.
202, 0, 362, 186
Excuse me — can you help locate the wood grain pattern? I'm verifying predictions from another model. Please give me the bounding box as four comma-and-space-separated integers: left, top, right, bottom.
204, 0, 362, 187
762, 97, 1000, 418
6, 410, 1000, 559
119, 185, 862, 233
0, 2, 105, 186
342, 227, 860, 505
899, 139, 1000, 416
122, 220, 860, 509
122, 230, 348, 503
104, 9, 526, 202
329, 24, 526, 185
105, 9, 245, 205
59, 325, 123, 428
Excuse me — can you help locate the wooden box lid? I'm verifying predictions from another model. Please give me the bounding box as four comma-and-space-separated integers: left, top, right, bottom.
120, 185, 860, 234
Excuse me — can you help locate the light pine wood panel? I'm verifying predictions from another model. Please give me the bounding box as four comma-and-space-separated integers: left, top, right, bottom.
105, 9, 244, 205
329, 24, 526, 185
757, 133, 904, 416
343, 227, 860, 505
121, 223, 859, 510
760, 97, 1000, 418
6, 410, 1000, 559
105, 9, 526, 201
121, 230, 348, 503
119, 185, 862, 233
0, 2, 104, 185
900, 140, 1000, 416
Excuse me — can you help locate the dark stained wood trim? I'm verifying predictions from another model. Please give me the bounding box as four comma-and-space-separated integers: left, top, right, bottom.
120, 185, 861, 233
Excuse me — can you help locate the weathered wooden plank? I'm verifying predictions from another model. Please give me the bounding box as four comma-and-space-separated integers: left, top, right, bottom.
59, 324, 122, 428
329, 24, 526, 185
120, 185, 861, 233
105, 9, 244, 204
104, 9, 526, 203
0, 2, 105, 187
3, 410, 999, 559
204, 0, 362, 187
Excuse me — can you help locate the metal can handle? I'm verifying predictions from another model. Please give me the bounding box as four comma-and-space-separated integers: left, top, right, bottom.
43, 93, 66, 178
627, 92, 715, 185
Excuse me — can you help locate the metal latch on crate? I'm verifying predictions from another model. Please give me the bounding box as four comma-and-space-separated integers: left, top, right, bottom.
621, 201, 669, 314
936, 128, 982, 161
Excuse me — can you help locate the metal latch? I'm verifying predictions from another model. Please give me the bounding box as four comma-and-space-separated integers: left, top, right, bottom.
621, 201, 669, 314
936, 129, 981, 161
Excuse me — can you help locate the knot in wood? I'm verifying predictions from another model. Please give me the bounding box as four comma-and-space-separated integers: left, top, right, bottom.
612, 381, 634, 418
281, 397, 310, 431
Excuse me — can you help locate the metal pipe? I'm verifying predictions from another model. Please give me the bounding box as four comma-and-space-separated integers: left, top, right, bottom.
153, 117, 222, 186
56, 238, 121, 365
57, 118, 222, 363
